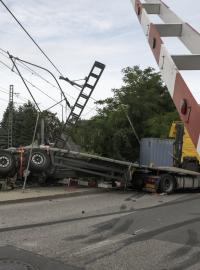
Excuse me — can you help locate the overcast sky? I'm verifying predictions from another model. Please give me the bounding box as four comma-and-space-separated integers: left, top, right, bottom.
0, 0, 199, 121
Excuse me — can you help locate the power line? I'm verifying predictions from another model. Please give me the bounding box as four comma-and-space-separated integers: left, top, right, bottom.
0, 48, 71, 120
0, 87, 25, 106
20, 61, 98, 111
0, 48, 6, 54
18, 60, 97, 111
0, 84, 8, 91
0, 57, 68, 119
11, 55, 70, 108
20, 61, 87, 104
0, 58, 60, 106
0, 54, 99, 121
0, 50, 65, 107
0, 59, 65, 112
0, 88, 7, 95
0, 82, 30, 105
82, 105, 98, 118
0, 48, 60, 93
0, 0, 63, 76
0, 48, 98, 112
9, 54, 41, 112
14, 93, 29, 103
72, 83, 98, 103
19, 61, 58, 89
0, 59, 98, 117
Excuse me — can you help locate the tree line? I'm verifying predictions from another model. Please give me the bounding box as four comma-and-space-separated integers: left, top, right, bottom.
0, 101, 62, 147
70, 66, 179, 161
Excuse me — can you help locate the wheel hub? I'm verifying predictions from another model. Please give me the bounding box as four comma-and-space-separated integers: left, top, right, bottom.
0, 259, 37, 270
0, 156, 9, 168
164, 179, 170, 189
32, 154, 44, 165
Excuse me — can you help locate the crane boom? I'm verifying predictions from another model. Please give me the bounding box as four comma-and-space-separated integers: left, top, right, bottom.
131, 0, 200, 156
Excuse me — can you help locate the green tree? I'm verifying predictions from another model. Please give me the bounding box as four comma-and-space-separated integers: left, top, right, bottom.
71, 66, 179, 161
1, 101, 62, 147
40, 110, 62, 142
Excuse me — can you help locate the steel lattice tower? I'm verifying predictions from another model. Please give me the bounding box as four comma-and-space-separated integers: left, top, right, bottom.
8, 85, 14, 148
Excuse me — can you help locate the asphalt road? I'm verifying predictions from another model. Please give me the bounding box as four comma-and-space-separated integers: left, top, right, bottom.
0, 190, 200, 269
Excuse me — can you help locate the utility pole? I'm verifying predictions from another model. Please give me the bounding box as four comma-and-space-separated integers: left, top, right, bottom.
8, 85, 14, 148
40, 117, 45, 145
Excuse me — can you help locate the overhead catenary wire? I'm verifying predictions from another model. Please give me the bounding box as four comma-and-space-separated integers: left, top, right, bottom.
0, 47, 97, 103
0, 51, 65, 107
20, 61, 59, 89
0, 87, 7, 95
0, 0, 102, 119
81, 105, 98, 118
21, 61, 97, 109
0, 59, 60, 106
15, 59, 81, 104
19, 59, 80, 101
0, 1, 69, 121
9, 53, 41, 112
0, 50, 63, 103
0, 0, 63, 76
0, 48, 98, 114
0, 53, 99, 123
0, 85, 8, 92
0, 48, 6, 54
72, 83, 98, 103
0, 84, 28, 103
13, 93, 29, 103
46, 98, 65, 111
11, 55, 71, 108
0, 58, 98, 118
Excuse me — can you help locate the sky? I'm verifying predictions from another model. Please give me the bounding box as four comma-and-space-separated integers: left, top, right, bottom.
0, 0, 199, 121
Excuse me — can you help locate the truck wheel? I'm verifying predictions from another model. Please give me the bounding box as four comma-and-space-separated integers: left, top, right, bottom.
160, 174, 176, 194
29, 150, 50, 172
0, 150, 15, 176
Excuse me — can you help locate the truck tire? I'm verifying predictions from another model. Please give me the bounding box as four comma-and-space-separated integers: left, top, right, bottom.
159, 174, 176, 194
0, 150, 16, 176
29, 150, 50, 173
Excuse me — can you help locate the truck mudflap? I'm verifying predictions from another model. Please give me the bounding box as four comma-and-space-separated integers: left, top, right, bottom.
143, 176, 160, 193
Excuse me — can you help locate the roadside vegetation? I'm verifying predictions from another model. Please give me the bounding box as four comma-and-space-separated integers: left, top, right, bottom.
71, 66, 179, 161
1, 102, 61, 146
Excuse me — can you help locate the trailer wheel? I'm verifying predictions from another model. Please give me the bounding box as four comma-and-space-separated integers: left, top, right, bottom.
0, 150, 15, 176
29, 150, 50, 172
160, 174, 176, 194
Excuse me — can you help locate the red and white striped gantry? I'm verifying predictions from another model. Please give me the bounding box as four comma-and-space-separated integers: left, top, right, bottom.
131, 0, 200, 155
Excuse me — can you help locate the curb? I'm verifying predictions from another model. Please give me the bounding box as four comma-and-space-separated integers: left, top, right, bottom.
0, 188, 106, 206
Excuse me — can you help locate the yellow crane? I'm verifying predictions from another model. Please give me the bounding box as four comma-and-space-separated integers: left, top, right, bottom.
169, 122, 200, 162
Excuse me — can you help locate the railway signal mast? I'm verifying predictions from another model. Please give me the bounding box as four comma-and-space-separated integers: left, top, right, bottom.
131, 0, 200, 156
8, 85, 14, 148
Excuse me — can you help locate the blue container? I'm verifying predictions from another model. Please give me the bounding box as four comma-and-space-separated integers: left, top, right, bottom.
140, 138, 174, 167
